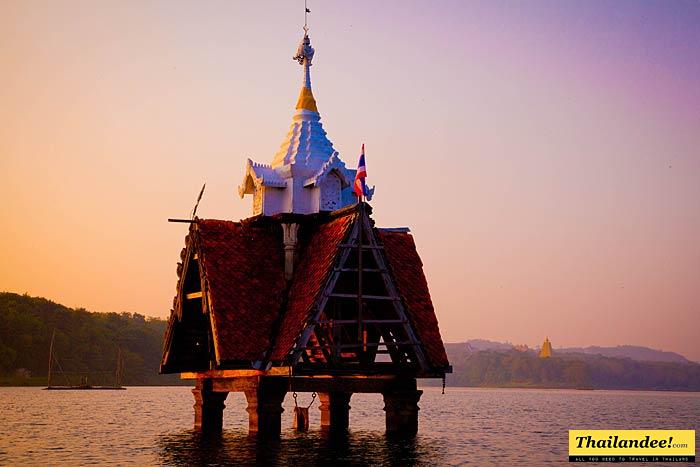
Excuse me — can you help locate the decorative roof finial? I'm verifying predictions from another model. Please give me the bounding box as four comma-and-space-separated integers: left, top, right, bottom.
293, 34, 314, 68
294, 0, 313, 68
303, 0, 310, 35
292, 7, 317, 111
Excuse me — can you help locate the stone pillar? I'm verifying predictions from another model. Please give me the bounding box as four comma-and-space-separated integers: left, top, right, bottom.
382, 389, 423, 436
192, 379, 228, 432
244, 378, 287, 437
318, 392, 352, 432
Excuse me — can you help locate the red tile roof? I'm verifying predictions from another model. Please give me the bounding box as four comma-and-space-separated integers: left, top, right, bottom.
269, 211, 356, 361
163, 206, 449, 373
196, 220, 286, 363
379, 230, 450, 369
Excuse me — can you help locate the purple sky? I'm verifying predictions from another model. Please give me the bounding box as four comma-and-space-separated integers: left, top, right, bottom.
1, 1, 699, 360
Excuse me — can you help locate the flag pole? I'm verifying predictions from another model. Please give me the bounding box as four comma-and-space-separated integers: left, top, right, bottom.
357, 189, 363, 350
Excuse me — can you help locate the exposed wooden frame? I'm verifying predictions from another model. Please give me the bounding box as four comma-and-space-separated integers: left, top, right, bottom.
305, 341, 420, 350
328, 293, 398, 300
161, 223, 220, 373
359, 213, 429, 371
289, 215, 360, 364
289, 205, 429, 371
316, 319, 407, 325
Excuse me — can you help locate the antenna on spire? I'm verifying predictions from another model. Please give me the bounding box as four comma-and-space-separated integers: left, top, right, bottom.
304, 0, 310, 34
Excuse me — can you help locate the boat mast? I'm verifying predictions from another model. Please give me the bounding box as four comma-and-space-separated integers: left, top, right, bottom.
47, 329, 56, 388
115, 347, 122, 387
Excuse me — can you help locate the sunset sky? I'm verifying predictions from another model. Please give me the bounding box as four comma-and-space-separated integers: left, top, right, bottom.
1, 1, 699, 360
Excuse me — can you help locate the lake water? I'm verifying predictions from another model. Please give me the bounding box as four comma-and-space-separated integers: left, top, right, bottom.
0, 386, 697, 465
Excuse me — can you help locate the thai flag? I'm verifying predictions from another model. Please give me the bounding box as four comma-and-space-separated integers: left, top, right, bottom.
354, 144, 367, 199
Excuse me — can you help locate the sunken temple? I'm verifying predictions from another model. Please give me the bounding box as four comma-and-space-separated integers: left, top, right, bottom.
160, 31, 451, 436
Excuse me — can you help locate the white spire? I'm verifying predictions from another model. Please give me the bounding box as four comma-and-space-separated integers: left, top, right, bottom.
270, 33, 337, 169
239, 32, 360, 216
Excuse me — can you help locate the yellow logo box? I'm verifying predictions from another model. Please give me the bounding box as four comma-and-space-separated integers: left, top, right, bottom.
569, 430, 695, 457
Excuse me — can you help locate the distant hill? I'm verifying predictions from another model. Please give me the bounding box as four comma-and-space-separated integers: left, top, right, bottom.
436, 343, 700, 391
448, 340, 692, 364
459, 339, 515, 352
0, 292, 183, 386
2, 292, 697, 391
557, 345, 689, 363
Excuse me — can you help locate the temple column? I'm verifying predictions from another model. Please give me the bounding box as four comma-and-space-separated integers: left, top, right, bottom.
192, 379, 228, 432
318, 391, 352, 432
244, 378, 287, 437
382, 380, 422, 436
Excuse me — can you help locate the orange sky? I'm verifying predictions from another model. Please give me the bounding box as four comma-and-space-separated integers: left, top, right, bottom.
1, 1, 699, 360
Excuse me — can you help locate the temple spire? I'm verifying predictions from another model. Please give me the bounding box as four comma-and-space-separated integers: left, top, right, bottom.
293, 33, 318, 112
239, 21, 369, 216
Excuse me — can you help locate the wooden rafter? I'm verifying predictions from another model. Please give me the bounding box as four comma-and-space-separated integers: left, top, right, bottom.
290, 215, 360, 363
316, 319, 407, 325
161, 224, 218, 373
328, 293, 398, 300
306, 341, 421, 350
358, 212, 429, 371
290, 206, 429, 371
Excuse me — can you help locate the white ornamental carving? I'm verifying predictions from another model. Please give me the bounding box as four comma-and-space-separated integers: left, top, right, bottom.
320, 173, 341, 211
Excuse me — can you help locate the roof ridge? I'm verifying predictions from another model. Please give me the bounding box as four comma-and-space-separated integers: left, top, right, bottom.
196, 218, 242, 227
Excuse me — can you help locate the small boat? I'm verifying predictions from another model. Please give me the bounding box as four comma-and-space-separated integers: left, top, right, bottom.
44, 329, 126, 390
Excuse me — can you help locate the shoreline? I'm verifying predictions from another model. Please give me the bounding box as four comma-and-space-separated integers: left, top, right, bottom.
2, 382, 698, 393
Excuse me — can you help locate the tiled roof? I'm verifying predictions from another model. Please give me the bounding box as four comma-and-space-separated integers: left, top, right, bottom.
379, 231, 450, 369
196, 220, 286, 363
269, 211, 356, 361
163, 205, 448, 373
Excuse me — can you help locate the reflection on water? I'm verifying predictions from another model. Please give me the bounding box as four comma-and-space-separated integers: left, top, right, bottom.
0, 387, 698, 465
157, 429, 445, 466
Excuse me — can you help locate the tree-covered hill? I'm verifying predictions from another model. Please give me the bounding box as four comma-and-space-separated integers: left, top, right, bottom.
436, 347, 700, 391
448, 340, 691, 364
0, 292, 183, 386
2, 292, 698, 391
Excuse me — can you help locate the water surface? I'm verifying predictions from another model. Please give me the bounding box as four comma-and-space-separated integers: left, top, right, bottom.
0, 387, 697, 465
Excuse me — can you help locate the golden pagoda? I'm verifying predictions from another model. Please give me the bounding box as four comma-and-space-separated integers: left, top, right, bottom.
539, 337, 553, 358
